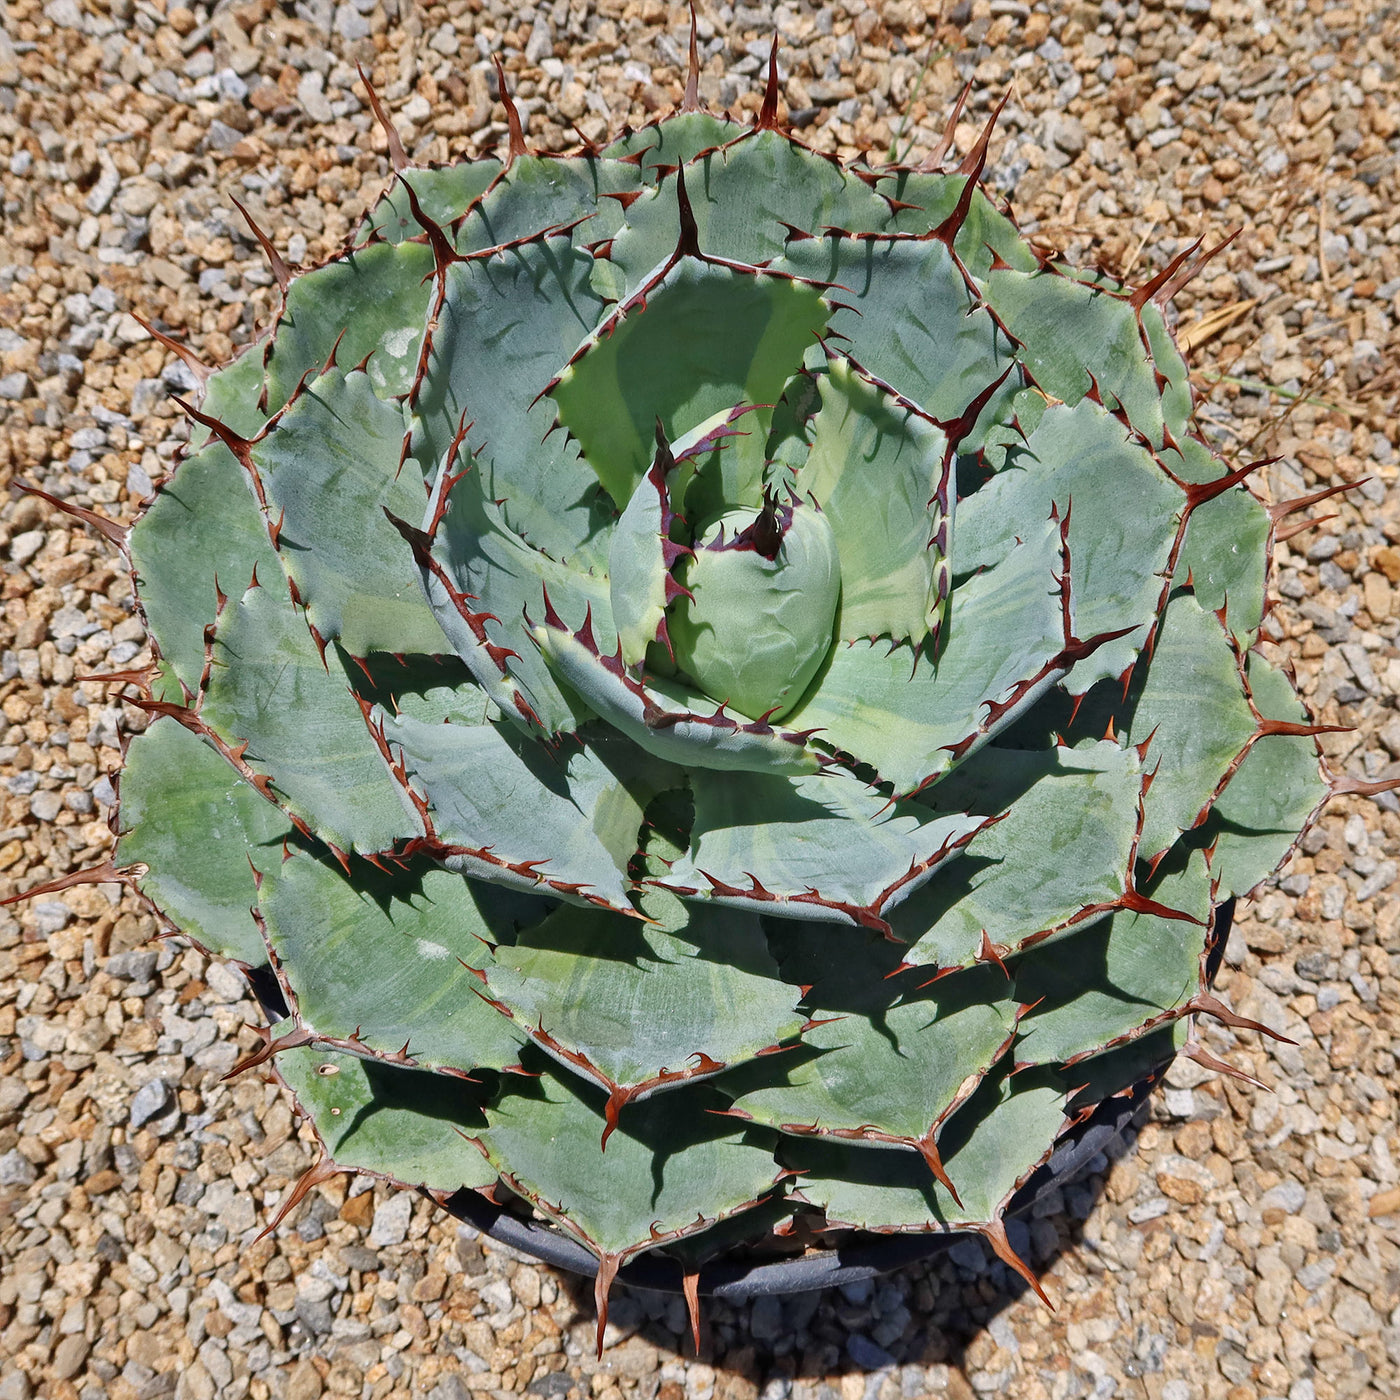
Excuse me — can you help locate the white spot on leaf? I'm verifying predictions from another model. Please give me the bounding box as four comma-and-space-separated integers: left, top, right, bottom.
383, 325, 416, 362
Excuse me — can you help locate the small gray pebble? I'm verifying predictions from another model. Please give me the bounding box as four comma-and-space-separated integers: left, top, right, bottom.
0, 1149, 38, 1187
750, 1293, 784, 1342
129, 1078, 172, 1129
107, 949, 159, 981
368, 1190, 414, 1248
948, 1237, 986, 1271
523, 1376, 571, 1400
1128, 1197, 1170, 1224
847, 1334, 896, 1370
8, 529, 43, 564
1259, 1179, 1307, 1214
431, 1378, 473, 1400
32, 900, 72, 935
294, 1294, 334, 1335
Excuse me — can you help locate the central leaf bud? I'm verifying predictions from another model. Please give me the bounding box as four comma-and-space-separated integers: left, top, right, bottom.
670, 494, 840, 722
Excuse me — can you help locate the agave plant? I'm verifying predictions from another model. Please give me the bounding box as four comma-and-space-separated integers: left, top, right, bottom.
10, 33, 1386, 1348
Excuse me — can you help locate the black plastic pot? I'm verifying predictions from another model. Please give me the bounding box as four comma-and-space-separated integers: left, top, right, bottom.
253, 901, 1234, 1301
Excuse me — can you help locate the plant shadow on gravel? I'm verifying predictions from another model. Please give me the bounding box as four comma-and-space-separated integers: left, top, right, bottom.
540, 1131, 1131, 1386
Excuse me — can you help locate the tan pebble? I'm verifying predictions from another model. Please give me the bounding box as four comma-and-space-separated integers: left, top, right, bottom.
83, 1168, 122, 1195
251, 83, 284, 115
339, 1191, 375, 1228
1245, 922, 1286, 954
1023, 13, 1050, 45
942, 1373, 976, 1400
1367, 1184, 1400, 1217
51, 1332, 90, 1381
558, 81, 588, 121
167, 6, 198, 35
511, 1264, 540, 1310
203, 1309, 233, 1339
1255, 1273, 1289, 1327
286, 1358, 324, 1400
1363, 570, 1392, 619
610, 1335, 656, 1379
1157, 1172, 1206, 1206
36, 555, 88, 587
9, 496, 46, 531
411, 1268, 447, 1302
1372, 546, 1400, 583
1174, 1121, 1213, 1159
325, 1359, 363, 1396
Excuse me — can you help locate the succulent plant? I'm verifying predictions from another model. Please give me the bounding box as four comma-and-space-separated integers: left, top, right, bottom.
10, 32, 1390, 1349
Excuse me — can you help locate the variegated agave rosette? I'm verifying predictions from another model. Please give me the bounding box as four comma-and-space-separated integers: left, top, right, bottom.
12, 37, 1387, 1347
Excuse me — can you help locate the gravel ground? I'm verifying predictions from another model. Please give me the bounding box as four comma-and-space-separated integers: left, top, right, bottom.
2, 1, 1399, 1398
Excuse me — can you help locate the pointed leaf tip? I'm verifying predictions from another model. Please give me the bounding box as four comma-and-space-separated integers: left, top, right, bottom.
1159, 228, 1241, 307
983, 1217, 1053, 1308
919, 78, 972, 172
960, 90, 1004, 173
593, 1253, 621, 1358
1329, 771, 1400, 800
0, 859, 141, 909
681, 1, 702, 113
130, 313, 212, 383
1267, 477, 1364, 523
1183, 1040, 1268, 1091
757, 34, 782, 131
916, 1138, 963, 1209
356, 63, 408, 171
492, 54, 527, 163
10, 479, 128, 550
253, 1155, 344, 1243
683, 1268, 702, 1354
1128, 235, 1202, 312
229, 195, 291, 292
